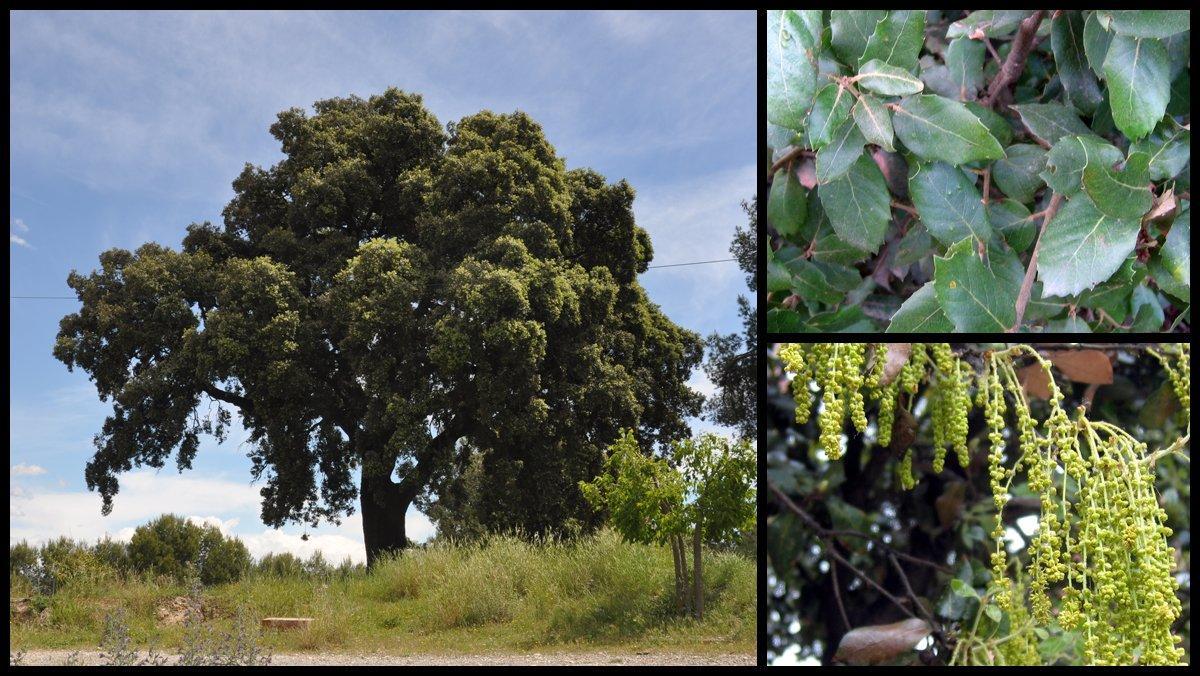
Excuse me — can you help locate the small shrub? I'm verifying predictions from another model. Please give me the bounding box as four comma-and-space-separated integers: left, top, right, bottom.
256, 551, 306, 578
92, 537, 132, 578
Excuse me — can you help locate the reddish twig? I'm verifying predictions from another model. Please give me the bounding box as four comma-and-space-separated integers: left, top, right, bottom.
984, 11, 1046, 108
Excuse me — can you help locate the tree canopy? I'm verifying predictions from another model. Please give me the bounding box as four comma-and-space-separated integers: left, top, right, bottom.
54, 88, 704, 565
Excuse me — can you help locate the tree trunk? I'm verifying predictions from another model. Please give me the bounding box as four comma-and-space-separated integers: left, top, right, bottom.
677, 533, 691, 615
670, 534, 684, 614
692, 523, 704, 621
360, 471, 411, 568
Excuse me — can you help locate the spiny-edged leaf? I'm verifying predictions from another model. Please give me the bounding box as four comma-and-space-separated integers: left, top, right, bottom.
1131, 121, 1192, 181
1103, 34, 1170, 142
830, 10, 886, 68
945, 38, 985, 101
1051, 11, 1104, 116
1081, 151, 1152, 219
856, 59, 925, 96
853, 94, 895, 151
946, 10, 1032, 39
768, 10, 821, 130
768, 167, 808, 238
992, 144, 1048, 205
1129, 285, 1164, 331
893, 94, 1006, 166
886, 282, 954, 332
964, 101, 1013, 147
1041, 135, 1124, 196
1102, 10, 1191, 39
1010, 103, 1094, 146
1149, 209, 1190, 302
1066, 258, 1144, 323
1037, 192, 1142, 297
815, 117, 867, 183
908, 161, 994, 246
1083, 12, 1113, 77
821, 155, 892, 253
860, 10, 926, 73
808, 84, 855, 149
934, 238, 1024, 332
987, 199, 1037, 252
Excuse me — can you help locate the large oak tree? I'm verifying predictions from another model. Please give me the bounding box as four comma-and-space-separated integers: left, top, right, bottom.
54, 89, 703, 566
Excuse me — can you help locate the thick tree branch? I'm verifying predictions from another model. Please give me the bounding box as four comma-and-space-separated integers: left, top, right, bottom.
202, 384, 255, 416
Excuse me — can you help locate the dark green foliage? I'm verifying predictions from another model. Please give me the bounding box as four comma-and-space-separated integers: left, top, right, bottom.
766, 9, 1191, 333
53, 88, 704, 565
128, 514, 250, 585
703, 199, 757, 440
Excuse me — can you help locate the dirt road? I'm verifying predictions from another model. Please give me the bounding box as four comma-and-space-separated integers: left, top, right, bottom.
12, 649, 756, 666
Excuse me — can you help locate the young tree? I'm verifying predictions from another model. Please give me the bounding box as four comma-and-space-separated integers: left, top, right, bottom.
53, 89, 703, 567
581, 429, 756, 619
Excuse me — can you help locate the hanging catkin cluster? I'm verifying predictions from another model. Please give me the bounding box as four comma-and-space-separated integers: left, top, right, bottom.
778, 343, 1188, 666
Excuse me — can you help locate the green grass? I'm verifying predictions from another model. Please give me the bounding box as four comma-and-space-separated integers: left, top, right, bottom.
9, 529, 755, 656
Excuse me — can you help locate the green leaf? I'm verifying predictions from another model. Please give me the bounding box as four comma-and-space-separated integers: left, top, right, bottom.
860, 10, 925, 72
945, 38, 985, 101
1041, 135, 1124, 196
830, 10, 886, 67
815, 117, 867, 183
984, 604, 1003, 623
892, 223, 931, 268
1010, 103, 1094, 146
1045, 315, 1093, 332
778, 256, 861, 305
1103, 34, 1170, 142
803, 190, 873, 264
768, 10, 821, 129
992, 144, 1047, 204
853, 94, 895, 151
808, 84, 855, 149
768, 168, 808, 238
946, 10, 1031, 39
856, 59, 925, 96
1037, 192, 1142, 297
1068, 258, 1144, 323
908, 161, 994, 246
934, 238, 1024, 332
805, 305, 876, 332
1131, 121, 1192, 181
950, 577, 980, 599
1129, 285, 1165, 331
1149, 209, 1190, 302
964, 102, 1013, 147
987, 199, 1037, 252
1103, 10, 1191, 39
893, 94, 1006, 166
767, 308, 805, 332
919, 63, 959, 99
1083, 11, 1114, 77
887, 282, 954, 332
1051, 11, 1104, 116
1081, 151, 1152, 219
821, 155, 893, 253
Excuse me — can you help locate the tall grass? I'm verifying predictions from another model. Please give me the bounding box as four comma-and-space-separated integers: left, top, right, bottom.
9, 529, 755, 655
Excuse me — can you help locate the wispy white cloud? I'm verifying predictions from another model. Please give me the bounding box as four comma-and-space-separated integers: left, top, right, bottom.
11, 464, 47, 476
12, 218, 30, 232
10, 234, 32, 248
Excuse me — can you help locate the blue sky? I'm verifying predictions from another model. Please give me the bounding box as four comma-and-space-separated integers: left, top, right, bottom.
9, 10, 755, 563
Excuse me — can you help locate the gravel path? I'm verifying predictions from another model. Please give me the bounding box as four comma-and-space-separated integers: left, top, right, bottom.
12, 649, 755, 666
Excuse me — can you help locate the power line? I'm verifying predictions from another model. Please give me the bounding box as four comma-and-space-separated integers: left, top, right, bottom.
10, 258, 742, 300
645, 258, 737, 269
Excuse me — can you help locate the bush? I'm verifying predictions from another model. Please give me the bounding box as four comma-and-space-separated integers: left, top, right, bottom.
255, 552, 305, 578
92, 537, 132, 578
766, 10, 1191, 333
37, 537, 113, 592
9, 541, 38, 575
128, 514, 250, 585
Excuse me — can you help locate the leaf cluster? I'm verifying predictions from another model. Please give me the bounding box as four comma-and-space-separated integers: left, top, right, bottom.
767, 10, 1190, 333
